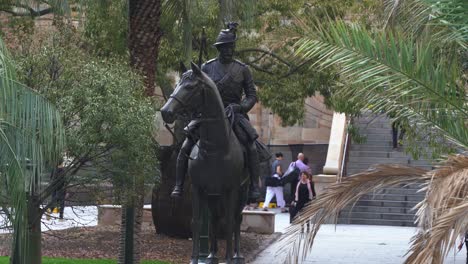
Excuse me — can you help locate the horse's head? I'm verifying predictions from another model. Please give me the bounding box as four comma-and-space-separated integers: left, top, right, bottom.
161, 62, 209, 124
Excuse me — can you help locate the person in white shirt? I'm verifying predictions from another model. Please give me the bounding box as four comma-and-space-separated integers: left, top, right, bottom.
262, 152, 287, 213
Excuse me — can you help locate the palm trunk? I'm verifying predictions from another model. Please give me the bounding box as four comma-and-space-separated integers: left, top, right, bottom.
128, 0, 163, 97
121, 0, 163, 263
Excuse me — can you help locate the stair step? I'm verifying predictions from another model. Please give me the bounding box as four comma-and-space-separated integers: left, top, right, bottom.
337, 218, 415, 227
340, 206, 415, 214
349, 145, 396, 151
348, 156, 410, 164
354, 199, 419, 208
359, 193, 424, 202
373, 188, 425, 195
346, 166, 432, 176
339, 212, 416, 221
352, 140, 394, 147
349, 151, 410, 158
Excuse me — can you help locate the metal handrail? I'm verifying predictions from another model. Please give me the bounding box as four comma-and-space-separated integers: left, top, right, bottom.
338, 118, 350, 183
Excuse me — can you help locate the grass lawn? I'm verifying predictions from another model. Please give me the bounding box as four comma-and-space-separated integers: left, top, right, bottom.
0, 257, 170, 264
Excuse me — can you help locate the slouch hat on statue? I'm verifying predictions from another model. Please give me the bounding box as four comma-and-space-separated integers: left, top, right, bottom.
213, 22, 238, 46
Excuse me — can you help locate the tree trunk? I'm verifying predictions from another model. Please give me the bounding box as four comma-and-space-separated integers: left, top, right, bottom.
128, 0, 163, 97
118, 192, 144, 264
121, 0, 163, 263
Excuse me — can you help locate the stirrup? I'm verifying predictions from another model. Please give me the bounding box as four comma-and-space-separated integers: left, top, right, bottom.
170, 186, 183, 198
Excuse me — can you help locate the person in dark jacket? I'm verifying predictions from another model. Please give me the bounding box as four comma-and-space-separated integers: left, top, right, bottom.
290, 171, 316, 223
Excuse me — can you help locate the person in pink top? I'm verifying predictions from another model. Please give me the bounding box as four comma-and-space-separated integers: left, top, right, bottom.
290, 171, 316, 223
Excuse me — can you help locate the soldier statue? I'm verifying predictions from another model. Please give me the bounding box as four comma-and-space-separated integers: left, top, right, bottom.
171, 22, 262, 199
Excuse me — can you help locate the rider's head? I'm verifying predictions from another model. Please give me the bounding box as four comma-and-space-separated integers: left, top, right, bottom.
214, 22, 238, 64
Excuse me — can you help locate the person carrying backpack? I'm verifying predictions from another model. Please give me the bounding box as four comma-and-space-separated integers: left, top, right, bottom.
262, 152, 287, 212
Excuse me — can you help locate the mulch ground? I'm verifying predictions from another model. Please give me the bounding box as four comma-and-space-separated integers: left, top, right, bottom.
0, 225, 280, 264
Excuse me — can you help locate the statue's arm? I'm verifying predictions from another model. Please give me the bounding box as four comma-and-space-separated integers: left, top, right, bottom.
240, 66, 257, 113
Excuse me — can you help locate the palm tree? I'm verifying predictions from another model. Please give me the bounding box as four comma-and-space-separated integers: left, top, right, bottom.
0, 35, 65, 264
280, 0, 467, 263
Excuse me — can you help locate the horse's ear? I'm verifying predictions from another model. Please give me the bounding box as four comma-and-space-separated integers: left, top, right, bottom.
179, 61, 188, 73
191, 61, 202, 76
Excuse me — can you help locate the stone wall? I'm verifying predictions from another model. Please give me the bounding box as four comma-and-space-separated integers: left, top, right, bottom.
155, 93, 333, 147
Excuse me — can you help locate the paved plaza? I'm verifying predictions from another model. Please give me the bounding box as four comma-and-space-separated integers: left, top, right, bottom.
0, 206, 98, 234
1, 206, 466, 264
254, 208, 466, 264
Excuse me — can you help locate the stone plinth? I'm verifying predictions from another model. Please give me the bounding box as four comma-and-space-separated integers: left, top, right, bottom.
313, 174, 337, 195
240, 210, 275, 234
98, 205, 154, 229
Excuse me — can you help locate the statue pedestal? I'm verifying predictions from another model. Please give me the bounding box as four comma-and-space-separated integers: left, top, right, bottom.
240, 210, 275, 234
313, 174, 337, 195
97, 205, 153, 228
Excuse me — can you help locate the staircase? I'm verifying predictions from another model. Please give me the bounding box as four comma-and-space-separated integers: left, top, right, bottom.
338, 113, 433, 226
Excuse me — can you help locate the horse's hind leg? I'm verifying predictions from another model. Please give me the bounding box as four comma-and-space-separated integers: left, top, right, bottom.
191, 186, 201, 264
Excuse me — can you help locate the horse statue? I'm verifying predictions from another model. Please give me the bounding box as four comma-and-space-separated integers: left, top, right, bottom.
160, 62, 250, 264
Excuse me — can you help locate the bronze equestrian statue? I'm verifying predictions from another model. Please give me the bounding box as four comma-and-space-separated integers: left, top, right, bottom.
169, 23, 262, 200
161, 61, 250, 263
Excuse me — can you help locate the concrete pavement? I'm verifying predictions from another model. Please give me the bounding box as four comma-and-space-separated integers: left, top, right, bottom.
253, 208, 465, 264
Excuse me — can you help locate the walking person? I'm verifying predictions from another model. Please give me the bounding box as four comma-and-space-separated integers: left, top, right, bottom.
50, 159, 66, 219
458, 231, 468, 264
262, 152, 287, 212
389, 111, 405, 149
289, 153, 311, 203
290, 171, 316, 223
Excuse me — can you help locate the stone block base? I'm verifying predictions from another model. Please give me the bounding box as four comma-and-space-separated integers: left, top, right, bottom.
98, 205, 154, 229
240, 210, 275, 234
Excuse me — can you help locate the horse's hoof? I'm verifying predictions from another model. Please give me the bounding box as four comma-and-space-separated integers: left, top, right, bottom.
232, 254, 245, 264
190, 257, 198, 264
205, 255, 219, 264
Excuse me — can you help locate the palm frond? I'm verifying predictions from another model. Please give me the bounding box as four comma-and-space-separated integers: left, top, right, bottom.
295, 20, 467, 150
280, 165, 428, 263
424, 0, 468, 48
383, 0, 468, 48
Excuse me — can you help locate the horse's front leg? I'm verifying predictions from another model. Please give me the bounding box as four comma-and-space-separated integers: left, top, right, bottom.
206, 197, 219, 264
224, 190, 236, 263
191, 186, 201, 264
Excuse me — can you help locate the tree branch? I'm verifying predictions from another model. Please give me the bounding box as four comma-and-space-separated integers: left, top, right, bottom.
0, 4, 54, 17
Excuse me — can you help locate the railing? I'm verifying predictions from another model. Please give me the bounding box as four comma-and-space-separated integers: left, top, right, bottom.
338, 118, 350, 183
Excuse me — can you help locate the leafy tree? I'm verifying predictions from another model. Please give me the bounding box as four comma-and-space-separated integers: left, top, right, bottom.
280, 0, 467, 263
9, 26, 158, 264
0, 35, 65, 264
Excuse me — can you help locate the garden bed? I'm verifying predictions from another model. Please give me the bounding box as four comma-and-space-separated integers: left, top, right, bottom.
0, 225, 279, 264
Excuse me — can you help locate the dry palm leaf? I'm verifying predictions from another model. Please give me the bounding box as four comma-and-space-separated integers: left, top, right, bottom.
415, 155, 468, 230
406, 201, 468, 264
406, 155, 468, 264
279, 164, 429, 263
